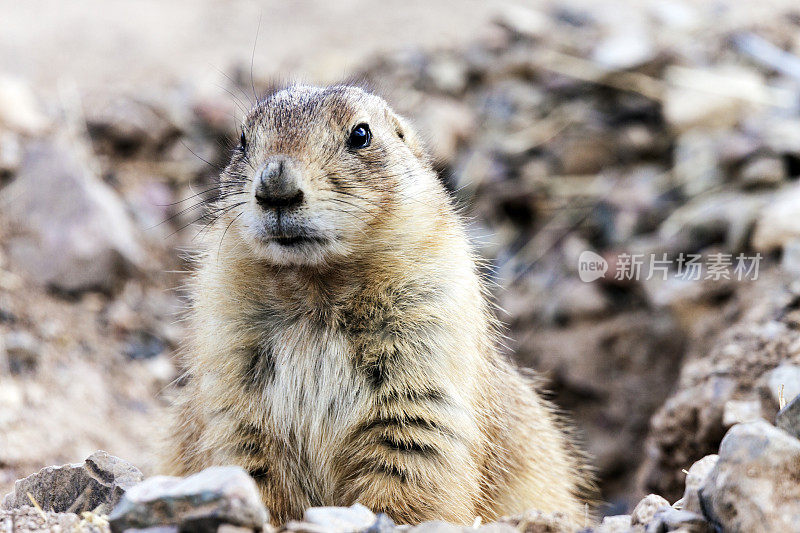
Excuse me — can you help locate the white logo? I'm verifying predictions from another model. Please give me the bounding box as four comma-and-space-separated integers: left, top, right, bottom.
578, 250, 608, 282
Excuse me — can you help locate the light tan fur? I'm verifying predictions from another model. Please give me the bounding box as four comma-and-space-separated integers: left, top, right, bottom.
162, 85, 592, 526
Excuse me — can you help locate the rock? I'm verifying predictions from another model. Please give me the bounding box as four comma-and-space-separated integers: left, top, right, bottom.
663, 66, 768, 132
0, 76, 49, 135
699, 420, 800, 532
108, 466, 268, 533
2, 451, 143, 515
752, 183, 800, 252
123, 330, 166, 360
659, 191, 769, 253
596, 514, 631, 532
0, 139, 144, 292
764, 363, 800, 407
631, 494, 669, 526
406, 521, 463, 533
411, 98, 475, 166
639, 275, 800, 500
549, 128, 616, 175
0, 130, 22, 177
738, 155, 786, 189
672, 133, 722, 197
2, 330, 41, 374
722, 398, 762, 426
424, 55, 469, 95
218, 526, 257, 533
781, 239, 800, 276
776, 393, 800, 440
85, 96, 180, 157
0, 505, 100, 533
646, 508, 711, 532
406, 521, 517, 533
365, 514, 397, 533
494, 5, 548, 40
592, 30, 656, 71
673, 455, 718, 515
499, 509, 576, 533
475, 524, 517, 533
303, 504, 376, 533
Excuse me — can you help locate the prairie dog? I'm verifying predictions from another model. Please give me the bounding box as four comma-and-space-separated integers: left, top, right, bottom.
163, 85, 592, 525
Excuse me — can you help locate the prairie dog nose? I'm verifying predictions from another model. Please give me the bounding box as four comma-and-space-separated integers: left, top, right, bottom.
254, 156, 304, 210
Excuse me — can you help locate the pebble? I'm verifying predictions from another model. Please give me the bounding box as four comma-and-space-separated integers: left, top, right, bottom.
700, 420, 800, 532
2, 451, 143, 515
752, 182, 800, 252
631, 494, 669, 526
738, 155, 786, 189
303, 504, 377, 533
674, 455, 718, 515
722, 399, 762, 426
108, 466, 268, 533
0, 76, 49, 135
3, 330, 41, 374
776, 393, 800, 440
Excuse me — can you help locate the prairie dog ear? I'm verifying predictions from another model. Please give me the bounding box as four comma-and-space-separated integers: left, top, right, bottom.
386, 109, 428, 162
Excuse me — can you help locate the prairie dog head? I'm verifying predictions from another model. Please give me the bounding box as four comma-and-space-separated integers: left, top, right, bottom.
217, 85, 439, 266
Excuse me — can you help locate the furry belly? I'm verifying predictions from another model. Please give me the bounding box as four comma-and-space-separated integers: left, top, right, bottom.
237, 325, 365, 491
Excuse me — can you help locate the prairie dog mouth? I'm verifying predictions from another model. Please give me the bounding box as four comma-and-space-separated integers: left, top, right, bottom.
270, 234, 328, 247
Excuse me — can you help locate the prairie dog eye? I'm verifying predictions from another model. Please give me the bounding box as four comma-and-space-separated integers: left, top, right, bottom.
348, 123, 371, 149
239, 131, 247, 151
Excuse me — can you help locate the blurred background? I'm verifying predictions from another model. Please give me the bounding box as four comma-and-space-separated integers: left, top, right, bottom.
3, 0, 800, 516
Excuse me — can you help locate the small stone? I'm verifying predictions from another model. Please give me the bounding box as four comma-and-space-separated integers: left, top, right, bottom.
282, 521, 328, 533
663, 66, 767, 133
0, 506, 86, 533
85, 96, 180, 157
781, 240, 800, 276
424, 56, 469, 95
674, 455, 718, 515
722, 399, 762, 426
407, 521, 463, 533
631, 494, 669, 526
595, 514, 632, 532
592, 30, 656, 71
659, 191, 769, 252
2, 451, 143, 515
0, 76, 49, 135
699, 420, 800, 532
123, 331, 166, 360
672, 133, 722, 197
498, 509, 575, 532
647, 508, 711, 532
752, 182, 800, 252
764, 363, 800, 407
3, 330, 41, 374
364, 514, 397, 533
0, 130, 22, 176
124, 528, 179, 533
144, 355, 177, 384
475, 524, 516, 533
108, 466, 267, 533
217, 526, 256, 533
493, 5, 548, 39
303, 504, 376, 533
738, 155, 786, 189
550, 130, 615, 175
776, 393, 800, 440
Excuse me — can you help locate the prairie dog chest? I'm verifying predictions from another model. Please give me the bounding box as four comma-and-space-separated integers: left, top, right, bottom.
255, 316, 364, 453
